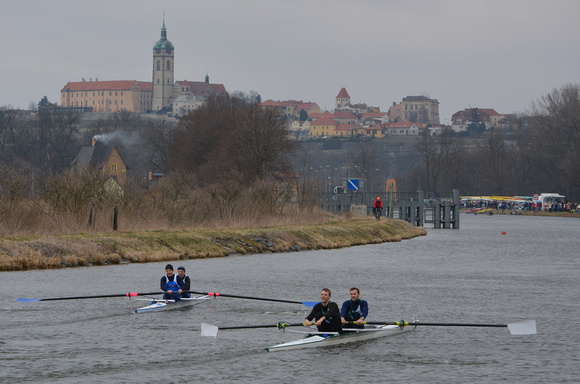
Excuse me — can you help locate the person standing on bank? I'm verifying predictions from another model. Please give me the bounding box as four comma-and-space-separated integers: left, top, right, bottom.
341, 287, 368, 329
176, 266, 191, 298
160, 264, 184, 301
304, 288, 342, 333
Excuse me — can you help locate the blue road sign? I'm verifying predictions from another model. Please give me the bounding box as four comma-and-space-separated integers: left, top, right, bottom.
348, 179, 359, 190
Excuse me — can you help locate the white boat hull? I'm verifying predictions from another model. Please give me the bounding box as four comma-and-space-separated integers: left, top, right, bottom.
265, 324, 415, 352
135, 295, 210, 314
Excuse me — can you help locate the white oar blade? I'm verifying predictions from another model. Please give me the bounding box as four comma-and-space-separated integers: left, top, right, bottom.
507, 320, 537, 335
201, 323, 219, 338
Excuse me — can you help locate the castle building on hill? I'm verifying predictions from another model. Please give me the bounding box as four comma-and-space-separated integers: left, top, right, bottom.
60, 19, 227, 114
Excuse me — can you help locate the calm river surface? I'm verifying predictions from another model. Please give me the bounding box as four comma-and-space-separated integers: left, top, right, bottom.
1, 214, 579, 383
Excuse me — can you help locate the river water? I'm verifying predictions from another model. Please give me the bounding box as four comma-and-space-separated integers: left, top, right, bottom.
1, 214, 579, 383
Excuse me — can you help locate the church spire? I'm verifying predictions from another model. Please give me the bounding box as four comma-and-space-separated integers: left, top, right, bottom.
161, 12, 167, 40
153, 14, 174, 52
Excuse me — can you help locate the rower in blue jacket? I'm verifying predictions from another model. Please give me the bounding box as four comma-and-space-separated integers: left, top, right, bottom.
340, 287, 368, 329
160, 264, 184, 301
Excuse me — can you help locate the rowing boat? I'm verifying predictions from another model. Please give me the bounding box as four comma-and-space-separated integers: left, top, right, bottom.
265, 324, 415, 352
135, 295, 210, 314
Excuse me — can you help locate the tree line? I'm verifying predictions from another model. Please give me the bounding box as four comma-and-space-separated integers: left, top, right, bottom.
412, 83, 580, 201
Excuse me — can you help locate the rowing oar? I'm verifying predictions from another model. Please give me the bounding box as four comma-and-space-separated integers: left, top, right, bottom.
186, 290, 318, 307
201, 322, 308, 337
17, 292, 164, 302
344, 320, 537, 335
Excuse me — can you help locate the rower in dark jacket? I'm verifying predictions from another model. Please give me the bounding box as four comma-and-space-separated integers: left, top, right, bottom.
160, 264, 184, 301
340, 287, 368, 329
304, 288, 342, 333
176, 266, 191, 298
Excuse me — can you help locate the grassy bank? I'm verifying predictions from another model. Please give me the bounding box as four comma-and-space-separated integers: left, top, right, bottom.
0, 218, 426, 271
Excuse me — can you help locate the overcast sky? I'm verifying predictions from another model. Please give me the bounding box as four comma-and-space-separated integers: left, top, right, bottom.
2, 0, 579, 122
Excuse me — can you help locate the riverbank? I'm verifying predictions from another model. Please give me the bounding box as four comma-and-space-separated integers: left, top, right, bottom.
0, 217, 426, 271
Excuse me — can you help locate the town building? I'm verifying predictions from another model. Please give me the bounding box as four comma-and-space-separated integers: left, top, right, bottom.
451, 108, 495, 132
60, 19, 227, 114
389, 96, 440, 125
60, 79, 152, 113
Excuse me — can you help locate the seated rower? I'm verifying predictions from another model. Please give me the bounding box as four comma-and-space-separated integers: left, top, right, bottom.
304, 288, 342, 333
341, 287, 368, 329
160, 264, 184, 301
176, 266, 191, 298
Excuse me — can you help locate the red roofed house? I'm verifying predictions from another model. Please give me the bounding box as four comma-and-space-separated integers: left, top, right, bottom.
451, 108, 493, 132
363, 123, 387, 138
61, 79, 152, 113
309, 117, 338, 137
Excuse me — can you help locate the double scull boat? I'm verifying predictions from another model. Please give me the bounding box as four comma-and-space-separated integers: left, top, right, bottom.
134, 295, 210, 314
265, 324, 415, 351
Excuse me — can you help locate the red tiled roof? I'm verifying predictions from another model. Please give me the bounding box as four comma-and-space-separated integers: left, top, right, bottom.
333, 111, 357, 119
309, 111, 333, 119
365, 123, 385, 131
61, 80, 151, 92
480, 108, 499, 116
311, 117, 337, 126
262, 99, 282, 106
363, 112, 386, 118
336, 87, 350, 99
176, 80, 227, 96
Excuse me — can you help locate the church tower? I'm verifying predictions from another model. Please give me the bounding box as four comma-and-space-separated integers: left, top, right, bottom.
152, 18, 175, 111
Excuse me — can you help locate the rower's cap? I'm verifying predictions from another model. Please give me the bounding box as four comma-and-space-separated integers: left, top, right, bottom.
165, 264, 174, 271
177, 266, 185, 272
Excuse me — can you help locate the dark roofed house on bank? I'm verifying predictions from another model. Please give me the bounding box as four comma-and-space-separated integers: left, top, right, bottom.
72, 137, 129, 188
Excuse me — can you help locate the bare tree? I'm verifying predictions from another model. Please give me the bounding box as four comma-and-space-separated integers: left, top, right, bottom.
169, 95, 297, 184
529, 83, 580, 199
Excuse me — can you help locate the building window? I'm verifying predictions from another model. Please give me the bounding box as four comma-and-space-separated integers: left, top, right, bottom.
115, 92, 117, 96
157, 60, 160, 70
167, 60, 171, 70
111, 164, 118, 171
157, 79, 160, 84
